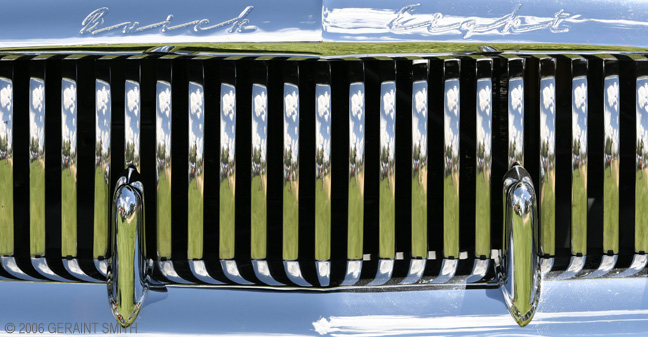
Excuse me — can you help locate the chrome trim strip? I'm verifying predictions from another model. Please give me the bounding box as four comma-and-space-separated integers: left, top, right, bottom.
157, 260, 192, 284
443, 73, 460, 259
62, 258, 102, 282
540, 257, 554, 277
124, 80, 140, 171
156, 80, 172, 260
475, 71, 492, 258
250, 83, 266, 260
466, 259, 489, 283
29, 77, 46, 257
400, 259, 426, 284
284, 261, 312, 287
220, 260, 253, 285
368, 259, 394, 286
431, 258, 458, 284
341, 260, 362, 286
555, 255, 586, 280
0, 256, 40, 281
571, 67, 588, 256
315, 83, 332, 262
379, 81, 396, 260
0, 76, 13, 257
635, 74, 648, 254
615, 254, 647, 278
31, 257, 69, 282
283, 82, 300, 261
94, 79, 111, 260
252, 260, 283, 286
108, 167, 154, 327
539, 61, 556, 259
603, 73, 620, 254
315, 261, 330, 287
584, 255, 617, 279
497, 165, 541, 327
221, 82, 236, 259
94, 259, 108, 277
188, 260, 224, 285
187, 81, 205, 260
61, 77, 77, 258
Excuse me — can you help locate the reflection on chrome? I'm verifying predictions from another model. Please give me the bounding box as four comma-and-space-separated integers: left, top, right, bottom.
572, 74, 588, 255
284, 261, 311, 287
498, 165, 540, 327
443, 77, 460, 259
156, 80, 172, 259
315, 260, 330, 287
539, 74, 556, 257
475, 77, 492, 258
125, 80, 140, 172
108, 167, 153, 328
508, 77, 524, 168
0, 77, 12, 257
466, 259, 489, 283
29, 77, 45, 257
63, 258, 102, 282
603, 75, 619, 254
368, 259, 394, 286
283, 83, 300, 261
188, 260, 223, 285
347, 82, 364, 283
31, 257, 69, 282
400, 259, 425, 284
431, 258, 458, 284
61, 78, 77, 258
556, 255, 586, 280
188, 82, 205, 260
616, 254, 648, 278
585, 255, 617, 279
252, 260, 282, 286
379, 81, 396, 261
94, 79, 111, 260
221, 83, 236, 260
411, 78, 427, 259
157, 260, 191, 284
636, 76, 648, 254
250, 83, 267, 260
315, 84, 332, 262
221, 260, 252, 285
0, 256, 40, 281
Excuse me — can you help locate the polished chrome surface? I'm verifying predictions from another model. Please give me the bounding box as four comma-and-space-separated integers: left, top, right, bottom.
497, 165, 541, 327
284, 261, 311, 287
341, 260, 362, 286
508, 76, 524, 168
0, 256, 40, 281
379, 81, 396, 261
636, 75, 648, 254
156, 80, 172, 259
95, 79, 111, 260
539, 70, 556, 257
348, 82, 364, 264
0, 76, 12, 256
283, 83, 300, 261
188, 260, 223, 285
615, 254, 647, 278
221, 83, 236, 260
252, 260, 283, 286
475, 76, 492, 258
368, 259, 394, 286
572, 73, 588, 256
466, 259, 489, 283
29, 77, 46, 257
443, 76, 460, 259
316, 261, 330, 287
31, 257, 69, 282
400, 259, 426, 284
62, 258, 102, 282
94, 259, 108, 277
315, 84, 331, 263
603, 74, 619, 254
108, 167, 153, 328
61, 77, 77, 258
250, 83, 267, 261
124, 80, 140, 171
556, 255, 586, 280
187, 81, 204, 260
221, 260, 252, 285
432, 258, 458, 284
411, 76, 427, 259
585, 255, 618, 279
539, 257, 554, 277
157, 260, 191, 284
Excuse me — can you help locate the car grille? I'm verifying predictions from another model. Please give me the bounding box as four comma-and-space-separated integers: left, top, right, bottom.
0, 53, 645, 288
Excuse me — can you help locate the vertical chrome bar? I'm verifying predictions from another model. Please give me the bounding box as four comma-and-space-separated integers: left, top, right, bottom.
61, 77, 77, 258
29, 77, 46, 257
635, 73, 648, 254
94, 78, 111, 260
411, 65, 428, 259
342, 81, 365, 286
603, 73, 620, 254
156, 80, 172, 259
283, 83, 300, 261
508, 59, 525, 169
348, 82, 364, 259
187, 82, 205, 260
443, 67, 460, 259
220, 83, 236, 259
539, 59, 556, 258
379, 80, 396, 260
0, 76, 13, 256
124, 80, 141, 172
315, 83, 332, 282
250, 83, 267, 260
571, 60, 588, 257
475, 60, 492, 259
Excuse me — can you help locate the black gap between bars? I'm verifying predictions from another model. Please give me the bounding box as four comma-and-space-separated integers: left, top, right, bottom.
459, 57, 476, 261
585, 55, 604, 256
490, 56, 509, 253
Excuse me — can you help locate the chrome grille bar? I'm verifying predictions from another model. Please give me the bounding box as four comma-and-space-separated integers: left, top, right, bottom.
635, 59, 648, 255
507, 58, 525, 169
539, 57, 556, 260
61, 74, 77, 258
0, 63, 13, 257
94, 60, 111, 264
474, 59, 493, 259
